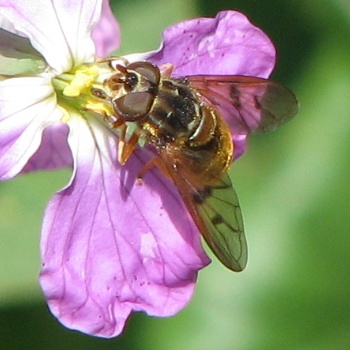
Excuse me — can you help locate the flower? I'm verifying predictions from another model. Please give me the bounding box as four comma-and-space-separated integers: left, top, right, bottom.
0, 1, 276, 338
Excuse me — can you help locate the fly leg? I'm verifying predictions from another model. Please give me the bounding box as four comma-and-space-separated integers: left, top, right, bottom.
136, 156, 173, 185
117, 125, 140, 165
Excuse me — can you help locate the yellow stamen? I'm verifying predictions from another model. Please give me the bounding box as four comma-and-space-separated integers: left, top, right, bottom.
85, 100, 114, 116
63, 66, 99, 97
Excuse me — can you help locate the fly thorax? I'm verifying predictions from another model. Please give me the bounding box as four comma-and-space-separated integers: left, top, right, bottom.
146, 79, 202, 141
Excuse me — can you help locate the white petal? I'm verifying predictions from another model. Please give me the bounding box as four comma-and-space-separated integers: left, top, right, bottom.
0, 0, 104, 72
0, 76, 63, 179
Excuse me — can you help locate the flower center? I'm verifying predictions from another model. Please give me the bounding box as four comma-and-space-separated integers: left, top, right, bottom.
51, 59, 145, 148
62, 66, 99, 97
52, 63, 115, 122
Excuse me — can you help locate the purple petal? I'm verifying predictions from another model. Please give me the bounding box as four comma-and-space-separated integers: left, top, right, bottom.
91, 0, 120, 56
21, 123, 72, 173
232, 134, 247, 160
0, 77, 63, 180
0, 0, 105, 72
145, 10, 275, 78
40, 117, 209, 337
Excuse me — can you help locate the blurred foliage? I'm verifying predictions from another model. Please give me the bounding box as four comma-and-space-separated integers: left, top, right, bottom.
1, 0, 350, 349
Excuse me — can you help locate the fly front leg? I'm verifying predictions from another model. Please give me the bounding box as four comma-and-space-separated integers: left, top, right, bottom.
117, 125, 140, 165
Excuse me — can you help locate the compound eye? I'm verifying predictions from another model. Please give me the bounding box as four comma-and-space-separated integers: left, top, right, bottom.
113, 91, 154, 121
127, 61, 160, 85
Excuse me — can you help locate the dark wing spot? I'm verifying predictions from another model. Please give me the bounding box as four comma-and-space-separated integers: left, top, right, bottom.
231, 87, 241, 109
211, 214, 224, 225
192, 186, 212, 204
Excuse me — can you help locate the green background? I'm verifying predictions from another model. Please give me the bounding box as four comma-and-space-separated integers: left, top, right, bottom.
1, 0, 350, 348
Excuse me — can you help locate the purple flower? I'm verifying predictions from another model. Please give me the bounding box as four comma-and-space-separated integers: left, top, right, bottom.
0, 1, 276, 338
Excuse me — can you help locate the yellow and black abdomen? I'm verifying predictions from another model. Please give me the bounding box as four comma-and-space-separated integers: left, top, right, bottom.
181, 104, 233, 186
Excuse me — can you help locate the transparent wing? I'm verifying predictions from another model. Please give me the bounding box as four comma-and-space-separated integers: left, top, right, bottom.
187, 75, 299, 135
159, 149, 247, 271
190, 174, 247, 271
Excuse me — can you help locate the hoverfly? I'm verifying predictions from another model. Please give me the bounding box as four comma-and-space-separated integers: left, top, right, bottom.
91, 59, 299, 272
